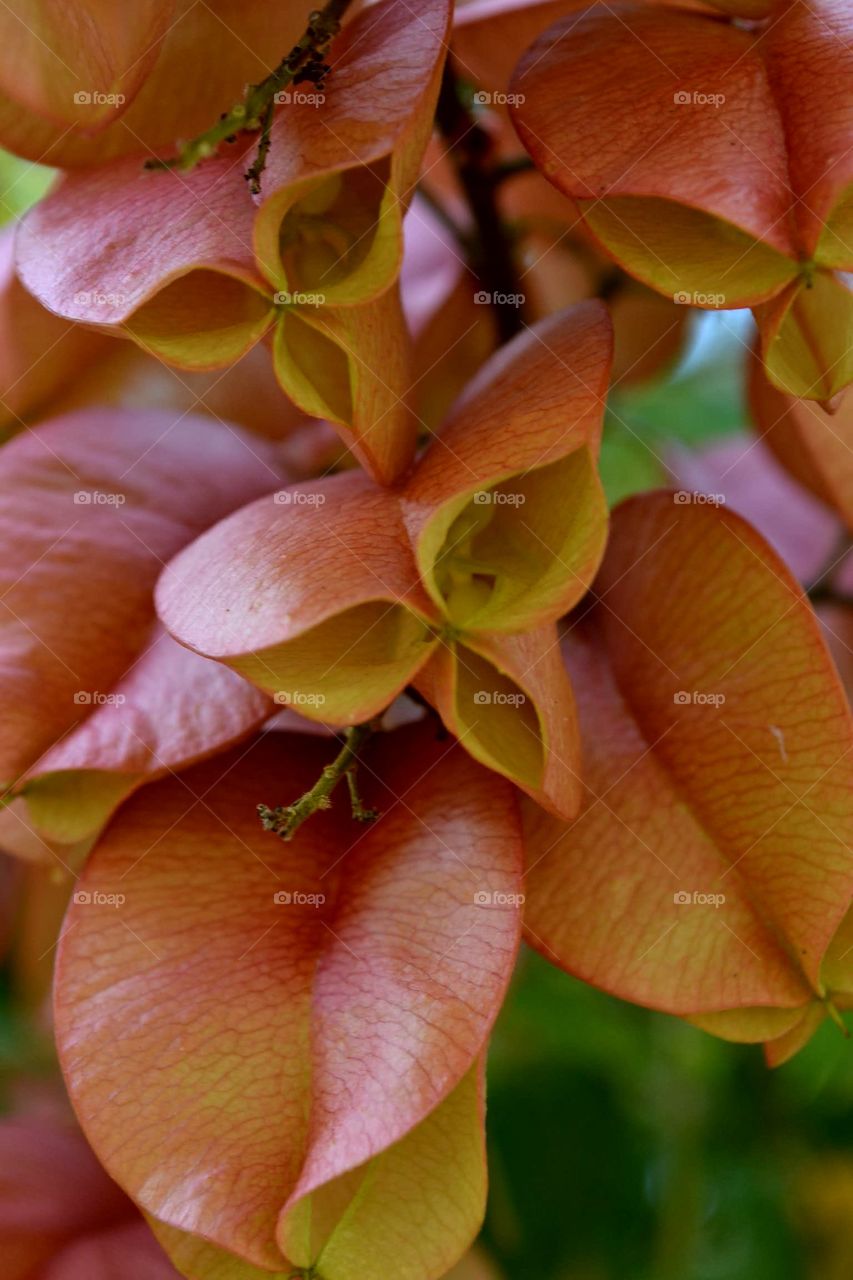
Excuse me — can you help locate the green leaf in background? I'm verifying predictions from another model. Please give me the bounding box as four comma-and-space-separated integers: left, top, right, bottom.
601, 311, 751, 505
0, 147, 55, 226
482, 948, 853, 1280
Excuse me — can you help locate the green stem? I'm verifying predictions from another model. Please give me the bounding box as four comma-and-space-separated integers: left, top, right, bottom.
145, 0, 355, 188
258, 722, 379, 842
345, 761, 379, 824
244, 98, 276, 196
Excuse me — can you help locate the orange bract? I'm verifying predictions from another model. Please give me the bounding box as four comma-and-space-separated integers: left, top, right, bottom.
54, 728, 521, 1276
509, 0, 853, 400
523, 493, 853, 1063
0, 1, 311, 167
749, 343, 853, 532
16, 0, 453, 484
0, 409, 279, 855
156, 302, 613, 817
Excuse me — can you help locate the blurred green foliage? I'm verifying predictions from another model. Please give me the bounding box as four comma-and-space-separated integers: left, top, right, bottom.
483, 947, 853, 1280
600, 312, 749, 506
0, 148, 54, 227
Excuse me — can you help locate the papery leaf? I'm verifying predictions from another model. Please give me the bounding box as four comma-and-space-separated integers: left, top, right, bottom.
0, 2, 309, 166
665, 433, 840, 584
0, 409, 280, 848
53, 340, 308, 442
523, 493, 853, 1056
0, 0, 172, 132
278, 1064, 485, 1280
510, 7, 798, 300
54, 728, 522, 1271
453, 0, 589, 97
16, 0, 450, 474
17, 151, 273, 365
755, 272, 853, 403
404, 302, 612, 632
416, 623, 582, 821
22, 629, 270, 846
152, 1062, 486, 1280
157, 470, 440, 726
254, 0, 452, 309
272, 286, 418, 484
0, 226, 109, 428
508, 0, 852, 398
749, 345, 853, 530
762, 0, 853, 261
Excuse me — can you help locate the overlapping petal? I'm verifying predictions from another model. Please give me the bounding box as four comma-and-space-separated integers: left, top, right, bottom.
255, 0, 452, 306
415, 623, 582, 819
508, 0, 853, 397
754, 271, 853, 404
16, 0, 452, 483
17, 148, 268, 350
54, 728, 522, 1273
749, 344, 853, 530
0, 1, 311, 167
157, 470, 441, 725
0, 408, 280, 850
0, 0, 172, 134
510, 8, 798, 283
157, 303, 612, 813
0, 226, 109, 429
151, 1062, 486, 1280
522, 493, 853, 1062
404, 301, 612, 632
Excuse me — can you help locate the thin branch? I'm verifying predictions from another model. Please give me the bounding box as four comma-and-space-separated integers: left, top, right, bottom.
258, 721, 379, 842
145, 0, 355, 191
434, 62, 528, 343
